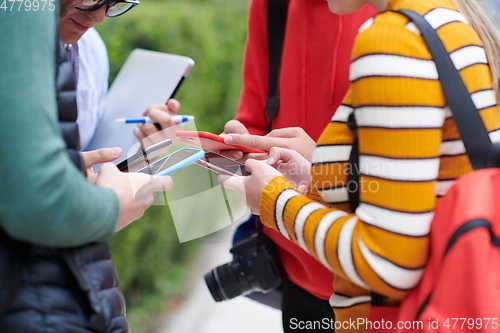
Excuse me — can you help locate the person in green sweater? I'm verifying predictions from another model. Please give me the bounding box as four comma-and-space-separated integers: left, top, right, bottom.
0, 6, 171, 333
0, 9, 170, 247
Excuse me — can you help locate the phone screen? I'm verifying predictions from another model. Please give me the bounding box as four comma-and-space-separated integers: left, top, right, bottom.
137, 148, 202, 175
200, 152, 250, 176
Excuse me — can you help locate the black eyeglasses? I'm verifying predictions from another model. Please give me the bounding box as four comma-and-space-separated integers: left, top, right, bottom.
74, 0, 140, 17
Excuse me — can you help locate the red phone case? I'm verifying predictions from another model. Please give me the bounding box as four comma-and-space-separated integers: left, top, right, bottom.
175, 131, 266, 154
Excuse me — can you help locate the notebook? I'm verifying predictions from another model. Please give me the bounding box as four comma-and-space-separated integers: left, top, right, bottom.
85, 49, 194, 169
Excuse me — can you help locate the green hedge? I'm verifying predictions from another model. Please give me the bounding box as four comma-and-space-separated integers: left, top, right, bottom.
98, 0, 249, 133
95, 1, 249, 331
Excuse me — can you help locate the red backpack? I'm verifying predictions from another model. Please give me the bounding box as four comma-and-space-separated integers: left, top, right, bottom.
395, 168, 500, 332
366, 10, 500, 332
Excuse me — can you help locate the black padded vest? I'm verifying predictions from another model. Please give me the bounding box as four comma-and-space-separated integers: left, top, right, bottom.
56, 41, 86, 172
0, 41, 129, 333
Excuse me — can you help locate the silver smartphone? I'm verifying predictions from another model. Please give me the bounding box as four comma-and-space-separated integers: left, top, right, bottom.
117, 139, 172, 172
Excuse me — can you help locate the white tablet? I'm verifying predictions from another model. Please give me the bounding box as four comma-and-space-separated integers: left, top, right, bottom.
85, 49, 194, 168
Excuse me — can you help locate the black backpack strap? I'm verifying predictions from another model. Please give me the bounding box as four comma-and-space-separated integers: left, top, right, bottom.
265, 0, 288, 132
398, 9, 494, 170
347, 112, 360, 212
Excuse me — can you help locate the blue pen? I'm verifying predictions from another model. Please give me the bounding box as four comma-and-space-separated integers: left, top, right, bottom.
115, 115, 194, 125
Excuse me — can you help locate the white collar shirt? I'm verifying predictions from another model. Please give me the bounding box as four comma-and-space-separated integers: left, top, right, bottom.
73, 28, 109, 150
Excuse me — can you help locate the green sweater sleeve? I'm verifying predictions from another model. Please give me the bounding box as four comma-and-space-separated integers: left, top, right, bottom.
0, 10, 119, 247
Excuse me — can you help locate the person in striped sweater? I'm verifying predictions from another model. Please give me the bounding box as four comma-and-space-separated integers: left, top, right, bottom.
222, 0, 500, 330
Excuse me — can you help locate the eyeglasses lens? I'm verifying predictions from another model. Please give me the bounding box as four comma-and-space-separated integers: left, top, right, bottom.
106, 2, 134, 17
77, 0, 104, 10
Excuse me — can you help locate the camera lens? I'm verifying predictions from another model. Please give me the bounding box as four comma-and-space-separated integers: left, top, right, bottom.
204, 261, 252, 302
204, 232, 283, 303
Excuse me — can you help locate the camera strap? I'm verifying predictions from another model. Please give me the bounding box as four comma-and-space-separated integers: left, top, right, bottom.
265, 0, 288, 132
255, 216, 266, 249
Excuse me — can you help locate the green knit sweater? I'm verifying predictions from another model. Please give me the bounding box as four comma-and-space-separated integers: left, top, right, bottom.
0, 9, 119, 247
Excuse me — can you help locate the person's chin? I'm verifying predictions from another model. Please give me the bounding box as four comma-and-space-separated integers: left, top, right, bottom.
59, 21, 87, 44
72, 19, 90, 33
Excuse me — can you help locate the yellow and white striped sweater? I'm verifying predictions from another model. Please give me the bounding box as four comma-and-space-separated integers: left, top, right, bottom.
259, 0, 500, 331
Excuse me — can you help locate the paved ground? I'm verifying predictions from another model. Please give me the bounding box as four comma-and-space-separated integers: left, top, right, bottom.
158, 217, 283, 333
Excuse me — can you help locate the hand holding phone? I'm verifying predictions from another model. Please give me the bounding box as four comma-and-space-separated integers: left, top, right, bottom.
175, 131, 266, 154
135, 148, 205, 176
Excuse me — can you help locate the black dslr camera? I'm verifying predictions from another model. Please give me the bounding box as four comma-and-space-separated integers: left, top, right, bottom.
204, 232, 283, 302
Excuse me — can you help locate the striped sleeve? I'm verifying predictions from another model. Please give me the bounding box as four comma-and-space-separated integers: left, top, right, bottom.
259, 6, 500, 301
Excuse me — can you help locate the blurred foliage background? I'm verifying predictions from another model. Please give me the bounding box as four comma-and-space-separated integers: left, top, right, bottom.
95, 0, 249, 331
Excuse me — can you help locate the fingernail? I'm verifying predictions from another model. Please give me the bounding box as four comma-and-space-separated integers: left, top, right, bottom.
267, 156, 275, 164
232, 151, 243, 159
112, 147, 122, 157
224, 135, 233, 143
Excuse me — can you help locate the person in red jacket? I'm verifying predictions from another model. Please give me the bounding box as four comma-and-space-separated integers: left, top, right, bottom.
222, 0, 376, 331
